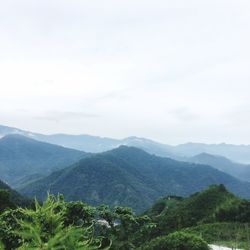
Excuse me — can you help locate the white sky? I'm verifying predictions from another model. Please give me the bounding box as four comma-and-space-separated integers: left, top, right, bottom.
0, 0, 250, 144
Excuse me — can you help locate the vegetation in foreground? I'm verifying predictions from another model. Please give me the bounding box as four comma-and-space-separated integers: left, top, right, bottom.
1, 184, 250, 249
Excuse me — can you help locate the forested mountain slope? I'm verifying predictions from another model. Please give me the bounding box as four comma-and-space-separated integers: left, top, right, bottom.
20, 146, 250, 212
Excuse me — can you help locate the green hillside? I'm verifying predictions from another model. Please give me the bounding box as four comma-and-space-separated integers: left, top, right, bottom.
143, 185, 250, 249
0, 179, 29, 209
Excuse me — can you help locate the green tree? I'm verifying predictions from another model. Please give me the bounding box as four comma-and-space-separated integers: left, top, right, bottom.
64, 201, 95, 227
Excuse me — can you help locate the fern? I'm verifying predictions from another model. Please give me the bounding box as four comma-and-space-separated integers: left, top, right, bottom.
15, 194, 106, 249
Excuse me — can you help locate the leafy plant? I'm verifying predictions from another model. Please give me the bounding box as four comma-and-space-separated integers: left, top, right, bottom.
15, 194, 103, 249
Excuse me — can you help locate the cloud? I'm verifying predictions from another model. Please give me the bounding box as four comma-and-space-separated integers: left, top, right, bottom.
170, 108, 200, 122
34, 111, 100, 123
0, 0, 250, 143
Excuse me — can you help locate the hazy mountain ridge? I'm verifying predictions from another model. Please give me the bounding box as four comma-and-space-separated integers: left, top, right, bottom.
188, 153, 250, 182
174, 142, 250, 164
2, 124, 250, 163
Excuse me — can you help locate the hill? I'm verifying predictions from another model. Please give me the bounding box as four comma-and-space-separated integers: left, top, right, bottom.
144, 185, 250, 249
0, 179, 29, 208
189, 153, 250, 182
149, 185, 238, 230
145, 184, 249, 235
19, 146, 250, 212
0, 134, 88, 187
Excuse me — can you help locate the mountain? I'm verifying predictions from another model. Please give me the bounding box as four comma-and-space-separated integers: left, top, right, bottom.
188, 153, 250, 182
19, 146, 250, 212
0, 134, 88, 187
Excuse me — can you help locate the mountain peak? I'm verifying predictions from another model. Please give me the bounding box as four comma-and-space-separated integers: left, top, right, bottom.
106, 145, 151, 156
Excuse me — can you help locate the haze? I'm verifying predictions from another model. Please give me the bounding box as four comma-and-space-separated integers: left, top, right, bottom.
0, 0, 250, 145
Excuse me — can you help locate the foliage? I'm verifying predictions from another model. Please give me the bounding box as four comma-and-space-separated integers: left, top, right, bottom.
0, 209, 24, 249
16, 195, 101, 249
216, 199, 250, 223
1, 185, 250, 249
183, 222, 250, 249
95, 205, 156, 250
64, 201, 95, 227
0, 194, 107, 250
141, 232, 209, 250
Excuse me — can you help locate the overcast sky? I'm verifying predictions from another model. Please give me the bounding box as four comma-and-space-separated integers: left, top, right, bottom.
0, 0, 250, 144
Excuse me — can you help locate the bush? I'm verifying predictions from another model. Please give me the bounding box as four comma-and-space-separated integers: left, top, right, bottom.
142, 231, 209, 250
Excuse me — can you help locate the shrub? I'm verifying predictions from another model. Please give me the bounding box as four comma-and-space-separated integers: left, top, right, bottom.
142, 231, 209, 250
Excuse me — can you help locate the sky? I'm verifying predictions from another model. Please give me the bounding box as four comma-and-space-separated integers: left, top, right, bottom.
0, 0, 250, 144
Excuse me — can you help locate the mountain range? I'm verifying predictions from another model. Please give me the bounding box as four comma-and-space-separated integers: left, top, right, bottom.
19, 146, 250, 212
2, 124, 250, 212
2, 124, 250, 163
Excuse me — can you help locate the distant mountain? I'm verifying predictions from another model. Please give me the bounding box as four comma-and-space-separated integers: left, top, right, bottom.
0, 134, 88, 187
36, 134, 120, 153
173, 142, 250, 164
0, 124, 121, 153
0, 125, 179, 156
188, 153, 250, 182
0, 125, 187, 159
2, 124, 250, 163
19, 146, 250, 212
